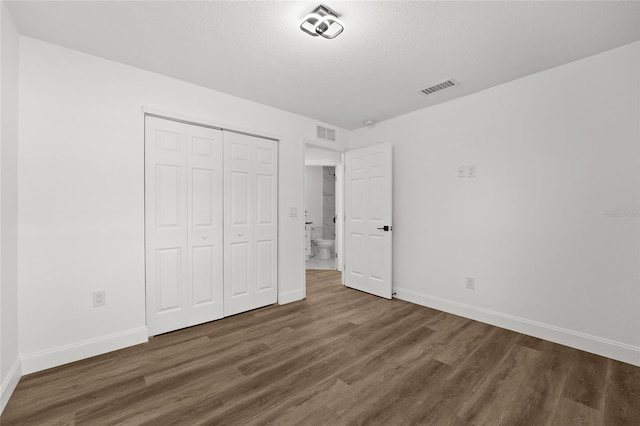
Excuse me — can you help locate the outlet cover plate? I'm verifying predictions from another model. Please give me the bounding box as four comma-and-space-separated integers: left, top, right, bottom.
465, 277, 475, 290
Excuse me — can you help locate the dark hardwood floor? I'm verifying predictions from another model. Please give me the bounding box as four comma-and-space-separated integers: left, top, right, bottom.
2, 270, 639, 425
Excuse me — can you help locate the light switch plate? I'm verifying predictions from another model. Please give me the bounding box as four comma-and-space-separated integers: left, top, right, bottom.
289, 207, 298, 218
457, 166, 467, 178
93, 291, 106, 307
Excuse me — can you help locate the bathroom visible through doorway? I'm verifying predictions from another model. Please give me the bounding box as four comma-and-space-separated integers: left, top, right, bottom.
303, 145, 343, 274
305, 165, 337, 270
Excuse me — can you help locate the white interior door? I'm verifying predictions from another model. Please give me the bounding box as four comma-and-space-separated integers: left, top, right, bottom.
145, 116, 224, 335
224, 131, 278, 316
344, 143, 393, 299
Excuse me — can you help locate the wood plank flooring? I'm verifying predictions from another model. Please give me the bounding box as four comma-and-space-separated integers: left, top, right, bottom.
2, 270, 639, 425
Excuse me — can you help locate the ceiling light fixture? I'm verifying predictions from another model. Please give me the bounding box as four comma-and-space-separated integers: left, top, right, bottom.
300, 5, 344, 39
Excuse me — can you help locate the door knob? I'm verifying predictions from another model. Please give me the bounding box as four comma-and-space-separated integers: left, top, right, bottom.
202, 235, 208, 240
377, 225, 392, 232
238, 233, 243, 237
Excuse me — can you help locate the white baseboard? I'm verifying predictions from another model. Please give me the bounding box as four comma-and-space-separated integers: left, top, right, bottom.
0, 358, 22, 415
279, 289, 304, 305
20, 327, 148, 375
394, 287, 640, 367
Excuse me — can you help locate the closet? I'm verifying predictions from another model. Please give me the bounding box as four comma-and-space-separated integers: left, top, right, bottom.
145, 115, 277, 336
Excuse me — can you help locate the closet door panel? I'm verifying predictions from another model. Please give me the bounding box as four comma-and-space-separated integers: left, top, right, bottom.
254, 140, 278, 297
229, 169, 251, 299
186, 125, 224, 326
224, 134, 253, 315
145, 117, 189, 335
224, 132, 277, 316
230, 171, 250, 226
192, 169, 213, 226
230, 242, 249, 296
256, 240, 274, 291
191, 245, 214, 304
156, 247, 183, 311
146, 117, 223, 335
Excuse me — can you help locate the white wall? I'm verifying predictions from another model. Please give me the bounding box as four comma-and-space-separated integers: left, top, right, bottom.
18, 37, 348, 374
0, 1, 21, 413
304, 166, 323, 230
305, 146, 342, 165
351, 41, 640, 366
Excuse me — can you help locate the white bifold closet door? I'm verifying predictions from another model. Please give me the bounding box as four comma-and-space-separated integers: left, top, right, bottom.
223, 131, 278, 316
145, 116, 224, 336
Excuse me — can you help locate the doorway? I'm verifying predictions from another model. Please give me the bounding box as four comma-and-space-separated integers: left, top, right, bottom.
305, 165, 337, 270
302, 141, 394, 300
304, 145, 344, 269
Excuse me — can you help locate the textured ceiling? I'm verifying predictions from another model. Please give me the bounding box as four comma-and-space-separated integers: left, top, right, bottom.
6, 1, 640, 130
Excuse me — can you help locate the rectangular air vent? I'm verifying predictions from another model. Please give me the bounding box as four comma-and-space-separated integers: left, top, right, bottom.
317, 125, 336, 142
419, 79, 459, 96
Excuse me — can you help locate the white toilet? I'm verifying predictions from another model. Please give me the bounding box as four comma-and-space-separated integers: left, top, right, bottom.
313, 238, 335, 260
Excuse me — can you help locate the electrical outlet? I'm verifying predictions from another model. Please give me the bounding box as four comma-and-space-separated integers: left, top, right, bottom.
457, 166, 467, 178
467, 165, 477, 178
93, 291, 106, 307
465, 277, 475, 290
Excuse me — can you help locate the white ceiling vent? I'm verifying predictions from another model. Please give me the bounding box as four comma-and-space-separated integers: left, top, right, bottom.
419, 79, 459, 96
317, 125, 336, 142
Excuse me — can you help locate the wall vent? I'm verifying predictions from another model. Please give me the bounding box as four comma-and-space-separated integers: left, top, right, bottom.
419, 79, 459, 96
317, 125, 336, 142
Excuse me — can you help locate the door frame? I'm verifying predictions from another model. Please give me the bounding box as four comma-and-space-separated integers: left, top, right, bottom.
301, 141, 346, 299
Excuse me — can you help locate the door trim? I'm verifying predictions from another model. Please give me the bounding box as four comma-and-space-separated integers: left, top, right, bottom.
142, 106, 282, 142
145, 113, 279, 142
